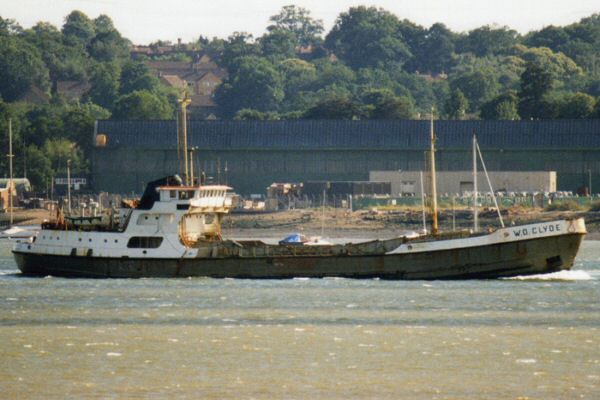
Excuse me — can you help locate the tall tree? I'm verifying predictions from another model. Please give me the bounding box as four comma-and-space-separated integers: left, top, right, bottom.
558, 92, 596, 118
260, 28, 297, 61
360, 89, 415, 119
220, 32, 260, 69
518, 62, 554, 119
112, 90, 173, 119
62, 10, 95, 46
88, 62, 121, 110
480, 91, 520, 120
268, 5, 324, 46
408, 23, 456, 74
444, 89, 469, 119
88, 15, 129, 62
458, 26, 519, 56
215, 56, 284, 117
303, 94, 363, 119
325, 6, 411, 69
450, 69, 499, 112
119, 61, 160, 95
0, 36, 49, 101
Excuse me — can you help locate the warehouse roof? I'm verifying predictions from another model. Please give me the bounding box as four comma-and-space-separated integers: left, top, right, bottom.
95, 119, 600, 150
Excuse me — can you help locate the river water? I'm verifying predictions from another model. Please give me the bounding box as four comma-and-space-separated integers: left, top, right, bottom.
0, 240, 599, 399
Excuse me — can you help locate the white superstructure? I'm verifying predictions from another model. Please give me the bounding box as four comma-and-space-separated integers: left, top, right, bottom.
14, 184, 233, 259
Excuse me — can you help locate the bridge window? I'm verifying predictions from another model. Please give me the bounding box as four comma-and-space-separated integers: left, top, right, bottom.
127, 236, 163, 249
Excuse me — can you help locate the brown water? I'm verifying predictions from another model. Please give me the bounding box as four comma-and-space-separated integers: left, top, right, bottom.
1, 240, 599, 399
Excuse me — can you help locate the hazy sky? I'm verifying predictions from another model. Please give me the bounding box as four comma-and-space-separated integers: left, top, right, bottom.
3, 0, 599, 44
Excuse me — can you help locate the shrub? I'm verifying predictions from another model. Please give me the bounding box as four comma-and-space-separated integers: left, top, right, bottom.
545, 200, 582, 211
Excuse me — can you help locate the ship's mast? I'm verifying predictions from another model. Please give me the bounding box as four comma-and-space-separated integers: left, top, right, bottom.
429, 109, 438, 235
178, 94, 192, 185
473, 134, 478, 232
8, 119, 13, 226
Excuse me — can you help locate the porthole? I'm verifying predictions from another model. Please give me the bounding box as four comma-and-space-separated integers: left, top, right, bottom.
104, 239, 107, 243
143, 250, 147, 254
56, 237, 59, 240
78, 238, 82, 242
114, 239, 118, 243
88, 238, 92, 242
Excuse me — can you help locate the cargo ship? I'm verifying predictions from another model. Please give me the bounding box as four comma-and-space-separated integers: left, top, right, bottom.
12, 108, 586, 279
12, 172, 586, 279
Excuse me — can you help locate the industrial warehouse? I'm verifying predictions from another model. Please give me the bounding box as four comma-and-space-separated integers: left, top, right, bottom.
92, 119, 600, 196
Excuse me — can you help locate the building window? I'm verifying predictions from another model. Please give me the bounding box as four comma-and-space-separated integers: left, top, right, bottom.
127, 236, 163, 249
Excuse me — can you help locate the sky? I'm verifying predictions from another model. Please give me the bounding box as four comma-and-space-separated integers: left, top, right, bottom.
2, 0, 599, 44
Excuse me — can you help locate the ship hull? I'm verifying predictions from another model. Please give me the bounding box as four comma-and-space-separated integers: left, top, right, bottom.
14, 232, 584, 280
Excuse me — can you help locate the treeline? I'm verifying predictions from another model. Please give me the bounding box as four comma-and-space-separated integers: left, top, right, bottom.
2, 6, 600, 190
210, 6, 600, 120
0, 11, 178, 189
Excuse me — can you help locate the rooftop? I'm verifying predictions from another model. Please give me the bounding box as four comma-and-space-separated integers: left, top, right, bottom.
95, 119, 600, 151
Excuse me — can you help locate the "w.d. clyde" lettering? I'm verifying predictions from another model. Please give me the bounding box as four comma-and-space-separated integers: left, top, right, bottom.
512, 223, 561, 238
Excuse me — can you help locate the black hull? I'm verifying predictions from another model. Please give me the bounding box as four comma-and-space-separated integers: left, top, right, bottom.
14, 233, 585, 279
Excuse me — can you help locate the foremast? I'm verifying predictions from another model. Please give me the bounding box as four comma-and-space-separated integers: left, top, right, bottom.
429, 109, 439, 235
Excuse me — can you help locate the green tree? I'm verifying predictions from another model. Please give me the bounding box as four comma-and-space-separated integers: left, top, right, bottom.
361, 88, 415, 119
450, 69, 499, 112
480, 91, 520, 120
24, 145, 52, 190
119, 61, 161, 95
0, 36, 50, 101
408, 23, 457, 74
325, 6, 411, 69
312, 59, 355, 90
62, 10, 95, 46
88, 62, 121, 109
524, 25, 570, 50
22, 22, 87, 82
444, 89, 469, 119
112, 90, 173, 119
63, 104, 110, 153
518, 62, 554, 119
512, 44, 582, 81
458, 26, 519, 56
268, 5, 324, 46
303, 94, 363, 119
23, 105, 64, 147
0, 17, 22, 36
215, 56, 284, 117
558, 92, 596, 118
278, 58, 317, 111
260, 29, 297, 61
233, 108, 279, 120
88, 15, 129, 62
220, 32, 260, 69
43, 138, 86, 174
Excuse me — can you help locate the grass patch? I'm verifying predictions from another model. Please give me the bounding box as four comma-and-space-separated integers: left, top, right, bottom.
545, 200, 583, 211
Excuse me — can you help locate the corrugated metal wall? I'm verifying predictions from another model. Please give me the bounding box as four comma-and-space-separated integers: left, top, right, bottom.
96, 119, 600, 150
92, 119, 600, 194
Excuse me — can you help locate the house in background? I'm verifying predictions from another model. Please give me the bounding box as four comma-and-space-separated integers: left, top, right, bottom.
145, 52, 226, 118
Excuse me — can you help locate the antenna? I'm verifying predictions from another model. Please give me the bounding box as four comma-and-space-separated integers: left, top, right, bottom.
473, 134, 478, 232
429, 108, 438, 235
178, 93, 192, 185
420, 170, 426, 234
8, 119, 14, 226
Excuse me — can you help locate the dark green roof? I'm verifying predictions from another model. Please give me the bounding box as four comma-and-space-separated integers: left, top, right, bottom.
96, 119, 600, 150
